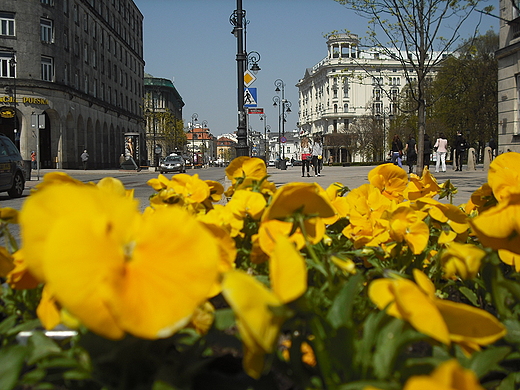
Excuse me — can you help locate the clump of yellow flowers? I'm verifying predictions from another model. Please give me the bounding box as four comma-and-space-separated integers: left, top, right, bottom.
1, 153, 520, 390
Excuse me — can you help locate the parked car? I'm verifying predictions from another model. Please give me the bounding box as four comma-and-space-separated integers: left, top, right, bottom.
159, 154, 186, 174
268, 160, 276, 167
0, 134, 25, 198
292, 160, 303, 166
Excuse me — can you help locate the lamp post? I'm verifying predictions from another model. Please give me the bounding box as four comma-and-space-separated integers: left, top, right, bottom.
201, 119, 208, 167
190, 113, 198, 169
376, 107, 393, 161
230, 1, 261, 157
273, 79, 291, 170
260, 113, 269, 162
9, 56, 18, 150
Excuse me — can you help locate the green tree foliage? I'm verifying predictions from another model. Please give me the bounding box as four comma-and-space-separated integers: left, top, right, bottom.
430, 30, 498, 152
335, 0, 492, 173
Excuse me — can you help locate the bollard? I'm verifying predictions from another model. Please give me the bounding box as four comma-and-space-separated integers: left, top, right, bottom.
483, 146, 492, 171
467, 147, 476, 170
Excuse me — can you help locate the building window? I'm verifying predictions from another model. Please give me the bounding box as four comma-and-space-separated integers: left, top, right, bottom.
344, 103, 349, 113
64, 28, 69, 50
84, 43, 88, 63
0, 53, 15, 78
40, 19, 53, 43
64, 63, 70, 84
373, 89, 381, 101
41, 0, 54, 5
0, 12, 15, 36
84, 74, 89, 94
41, 56, 54, 81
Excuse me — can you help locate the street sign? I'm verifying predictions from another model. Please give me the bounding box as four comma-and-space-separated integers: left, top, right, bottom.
248, 107, 264, 114
280, 136, 287, 143
244, 70, 256, 87
244, 87, 257, 107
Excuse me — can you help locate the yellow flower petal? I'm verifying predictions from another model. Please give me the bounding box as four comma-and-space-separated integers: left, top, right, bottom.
441, 242, 485, 280
498, 249, 520, 272
488, 152, 520, 203
270, 236, 307, 303
368, 163, 408, 201
435, 299, 506, 347
404, 359, 484, 390
37, 286, 61, 330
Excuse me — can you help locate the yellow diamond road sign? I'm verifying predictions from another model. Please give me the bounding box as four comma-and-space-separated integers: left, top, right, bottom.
244, 70, 256, 87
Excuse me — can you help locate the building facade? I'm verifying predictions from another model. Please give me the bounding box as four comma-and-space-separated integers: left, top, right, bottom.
296, 33, 411, 163
497, 0, 520, 154
144, 75, 184, 167
0, 0, 144, 169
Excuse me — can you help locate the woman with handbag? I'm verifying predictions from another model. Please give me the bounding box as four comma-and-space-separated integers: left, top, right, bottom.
391, 134, 403, 168
311, 137, 323, 177
301, 137, 312, 177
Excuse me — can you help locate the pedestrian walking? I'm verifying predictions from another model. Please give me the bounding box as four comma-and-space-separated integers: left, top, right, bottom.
423, 133, 432, 168
488, 138, 496, 160
311, 136, 323, 177
390, 134, 403, 168
31, 151, 36, 169
454, 131, 467, 171
300, 137, 312, 177
434, 133, 448, 173
81, 149, 89, 170
403, 133, 417, 174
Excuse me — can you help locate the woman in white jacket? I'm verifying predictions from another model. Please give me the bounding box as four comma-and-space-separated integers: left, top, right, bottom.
434, 133, 448, 173
311, 137, 323, 176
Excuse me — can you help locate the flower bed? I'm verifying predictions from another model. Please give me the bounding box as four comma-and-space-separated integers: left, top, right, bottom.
1, 153, 520, 390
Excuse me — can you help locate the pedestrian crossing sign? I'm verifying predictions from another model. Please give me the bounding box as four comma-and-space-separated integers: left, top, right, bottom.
244, 87, 257, 107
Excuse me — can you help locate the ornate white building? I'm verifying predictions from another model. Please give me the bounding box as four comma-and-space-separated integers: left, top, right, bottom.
497, 0, 520, 154
297, 33, 412, 162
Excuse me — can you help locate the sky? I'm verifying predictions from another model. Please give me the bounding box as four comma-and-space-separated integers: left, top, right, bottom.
133, 0, 498, 137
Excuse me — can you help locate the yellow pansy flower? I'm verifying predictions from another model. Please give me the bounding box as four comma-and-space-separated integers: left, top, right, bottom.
0, 246, 14, 277
498, 249, 520, 272
198, 204, 244, 238
262, 182, 335, 222
225, 156, 267, 184
440, 242, 485, 280
403, 166, 441, 201
222, 236, 307, 378
403, 359, 484, 390
368, 163, 408, 202
148, 173, 210, 211
258, 219, 307, 254
0, 207, 19, 223
226, 189, 267, 220
37, 285, 61, 331
5, 250, 39, 290
488, 152, 520, 204
369, 269, 506, 351
189, 301, 215, 335
388, 205, 430, 255
470, 202, 520, 255
20, 180, 221, 340
465, 183, 496, 214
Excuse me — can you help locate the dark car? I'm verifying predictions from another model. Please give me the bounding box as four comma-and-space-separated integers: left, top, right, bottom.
0, 134, 25, 198
159, 154, 186, 174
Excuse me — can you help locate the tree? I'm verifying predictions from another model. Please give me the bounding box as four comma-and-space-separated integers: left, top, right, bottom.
335, 0, 492, 173
430, 31, 498, 159
351, 114, 385, 162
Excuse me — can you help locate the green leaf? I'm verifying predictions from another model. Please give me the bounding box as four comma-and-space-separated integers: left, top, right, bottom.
498, 373, 520, 390
338, 379, 399, 390
0, 345, 28, 390
503, 319, 520, 344
152, 380, 178, 390
459, 286, 479, 306
469, 346, 512, 378
372, 318, 426, 380
327, 273, 363, 329
62, 368, 92, 381
213, 308, 236, 331
0, 315, 17, 335
20, 367, 46, 385
27, 331, 62, 365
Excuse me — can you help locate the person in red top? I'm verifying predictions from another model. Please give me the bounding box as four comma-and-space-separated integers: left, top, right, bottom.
31, 151, 36, 169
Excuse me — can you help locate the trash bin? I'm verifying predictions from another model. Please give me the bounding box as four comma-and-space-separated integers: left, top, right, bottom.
23, 160, 32, 181
280, 159, 287, 170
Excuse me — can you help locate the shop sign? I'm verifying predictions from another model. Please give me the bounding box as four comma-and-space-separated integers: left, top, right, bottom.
0, 108, 16, 119
0, 96, 49, 105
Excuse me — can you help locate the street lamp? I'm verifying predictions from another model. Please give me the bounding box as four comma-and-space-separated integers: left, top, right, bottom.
9, 56, 18, 149
201, 119, 208, 167
230, 1, 261, 157
273, 79, 291, 170
376, 107, 393, 161
260, 114, 270, 162
190, 113, 198, 169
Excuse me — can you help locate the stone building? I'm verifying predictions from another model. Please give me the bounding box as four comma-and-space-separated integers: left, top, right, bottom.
296, 33, 413, 163
143, 75, 184, 167
497, 0, 520, 154
0, 0, 144, 169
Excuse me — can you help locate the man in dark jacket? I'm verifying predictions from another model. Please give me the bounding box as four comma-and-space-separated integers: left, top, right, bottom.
454, 131, 467, 171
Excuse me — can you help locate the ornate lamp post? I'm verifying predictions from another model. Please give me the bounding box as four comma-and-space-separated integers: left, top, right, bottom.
230, 1, 261, 157
260, 113, 270, 162
273, 79, 291, 170
201, 119, 208, 167
190, 113, 198, 169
